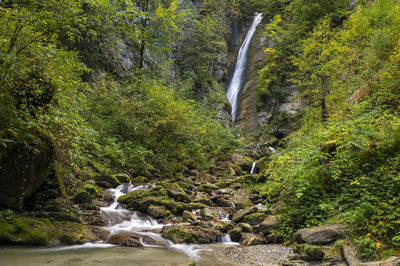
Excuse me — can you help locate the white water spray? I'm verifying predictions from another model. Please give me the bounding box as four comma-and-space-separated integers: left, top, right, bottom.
226, 13, 263, 123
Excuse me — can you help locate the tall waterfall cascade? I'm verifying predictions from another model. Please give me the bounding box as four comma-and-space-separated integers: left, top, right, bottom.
226, 13, 263, 123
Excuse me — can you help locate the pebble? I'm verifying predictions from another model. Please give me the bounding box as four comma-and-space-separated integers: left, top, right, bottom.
224, 244, 293, 265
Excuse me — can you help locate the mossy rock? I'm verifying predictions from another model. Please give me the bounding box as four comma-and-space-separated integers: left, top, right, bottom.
54, 221, 96, 245
94, 175, 121, 188
160, 199, 188, 215
215, 222, 234, 233
229, 227, 243, 242
161, 226, 196, 244
187, 202, 206, 210
147, 205, 171, 219
243, 213, 267, 225
71, 190, 92, 204
166, 183, 191, 203
112, 173, 131, 183
197, 183, 219, 193
238, 222, 253, 233
83, 183, 101, 198
182, 210, 197, 222
132, 176, 148, 183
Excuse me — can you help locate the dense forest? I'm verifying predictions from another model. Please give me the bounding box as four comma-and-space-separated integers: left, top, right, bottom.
0, 0, 400, 264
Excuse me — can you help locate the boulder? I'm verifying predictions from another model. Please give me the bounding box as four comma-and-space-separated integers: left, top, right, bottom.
243, 213, 267, 225
161, 225, 220, 244
232, 189, 254, 210
341, 245, 362, 266
231, 153, 253, 171
147, 205, 171, 219
197, 183, 219, 193
240, 233, 265, 246
108, 232, 143, 247
229, 227, 243, 242
167, 183, 191, 203
258, 215, 278, 234
294, 244, 343, 263
182, 210, 197, 222
232, 206, 258, 223
215, 222, 234, 233
201, 207, 218, 220
238, 222, 253, 233
71, 191, 92, 204
295, 224, 347, 245
193, 192, 212, 205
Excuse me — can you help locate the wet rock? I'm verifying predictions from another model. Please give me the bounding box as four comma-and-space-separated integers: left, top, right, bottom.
161, 225, 220, 244
258, 215, 278, 234
193, 192, 212, 205
238, 222, 253, 233
147, 205, 171, 219
295, 224, 347, 245
182, 210, 197, 222
141, 236, 166, 247
243, 212, 267, 225
161, 226, 196, 244
240, 233, 265, 246
232, 206, 258, 223
167, 183, 191, 203
215, 222, 234, 233
229, 227, 243, 242
283, 260, 308, 266
108, 232, 143, 247
201, 207, 219, 220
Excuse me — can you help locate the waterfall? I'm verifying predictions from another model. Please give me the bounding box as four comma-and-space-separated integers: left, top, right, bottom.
226, 13, 263, 123
250, 162, 257, 174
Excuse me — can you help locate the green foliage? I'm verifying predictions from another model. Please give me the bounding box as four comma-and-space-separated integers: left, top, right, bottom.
256, 0, 400, 259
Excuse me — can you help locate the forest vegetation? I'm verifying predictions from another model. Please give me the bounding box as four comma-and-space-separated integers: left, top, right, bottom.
0, 0, 400, 262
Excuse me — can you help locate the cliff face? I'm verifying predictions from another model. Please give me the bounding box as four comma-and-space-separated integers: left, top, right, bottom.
225, 17, 304, 134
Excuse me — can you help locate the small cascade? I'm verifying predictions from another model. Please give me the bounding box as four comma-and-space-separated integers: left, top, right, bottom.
99, 183, 206, 259
226, 13, 263, 123
250, 162, 257, 174
217, 208, 230, 222
216, 234, 239, 245
269, 146, 276, 153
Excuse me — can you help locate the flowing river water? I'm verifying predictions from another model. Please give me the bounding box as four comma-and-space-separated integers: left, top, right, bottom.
0, 183, 239, 266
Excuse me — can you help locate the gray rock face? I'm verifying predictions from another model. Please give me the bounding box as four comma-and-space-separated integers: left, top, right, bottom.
0, 133, 53, 209
258, 215, 278, 234
108, 232, 143, 247
295, 224, 347, 245
342, 245, 362, 265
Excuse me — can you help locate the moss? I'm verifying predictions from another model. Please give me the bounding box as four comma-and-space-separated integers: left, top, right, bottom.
161, 199, 187, 215
54, 221, 96, 244
162, 227, 196, 244
83, 183, 101, 197
243, 213, 267, 225
132, 176, 148, 183
187, 202, 206, 210
49, 211, 81, 223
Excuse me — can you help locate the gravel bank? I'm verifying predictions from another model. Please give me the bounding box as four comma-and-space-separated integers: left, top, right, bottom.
223, 244, 294, 265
